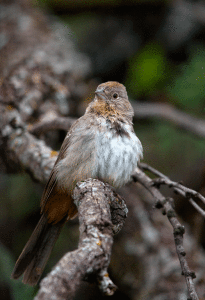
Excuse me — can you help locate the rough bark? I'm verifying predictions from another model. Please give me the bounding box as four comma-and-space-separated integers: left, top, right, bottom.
35, 179, 127, 299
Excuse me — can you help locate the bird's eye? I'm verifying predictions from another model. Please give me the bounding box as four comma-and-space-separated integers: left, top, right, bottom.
113, 93, 118, 99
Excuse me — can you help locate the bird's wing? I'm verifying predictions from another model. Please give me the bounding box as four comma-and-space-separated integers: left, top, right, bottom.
40, 114, 97, 221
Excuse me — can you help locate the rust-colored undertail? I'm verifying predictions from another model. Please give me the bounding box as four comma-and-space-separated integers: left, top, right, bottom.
42, 186, 77, 224
11, 187, 77, 286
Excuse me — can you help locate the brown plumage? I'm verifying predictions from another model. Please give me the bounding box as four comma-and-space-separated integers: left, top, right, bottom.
11, 81, 143, 285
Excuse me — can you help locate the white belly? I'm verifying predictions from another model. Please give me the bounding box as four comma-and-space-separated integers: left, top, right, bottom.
95, 123, 143, 188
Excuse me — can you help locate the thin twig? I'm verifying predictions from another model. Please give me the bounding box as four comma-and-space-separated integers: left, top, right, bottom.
132, 168, 199, 300
139, 162, 205, 218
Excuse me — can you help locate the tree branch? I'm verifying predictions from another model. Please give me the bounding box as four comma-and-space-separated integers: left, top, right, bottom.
139, 162, 205, 218
1, 107, 56, 183
132, 101, 205, 139
34, 179, 127, 299
132, 167, 199, 300
29, 117, 76, 136
28, 102, 205, 141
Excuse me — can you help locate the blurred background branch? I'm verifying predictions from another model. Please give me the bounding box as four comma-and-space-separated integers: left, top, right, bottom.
132, 102, 205, 139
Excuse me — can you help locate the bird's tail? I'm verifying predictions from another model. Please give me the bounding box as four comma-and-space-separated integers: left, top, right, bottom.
11, 214, 65, 286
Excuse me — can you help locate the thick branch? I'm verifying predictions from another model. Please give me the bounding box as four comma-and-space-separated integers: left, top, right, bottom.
132, 168, 199, 300
1, 108, 56, 183
34, 179, 127, 300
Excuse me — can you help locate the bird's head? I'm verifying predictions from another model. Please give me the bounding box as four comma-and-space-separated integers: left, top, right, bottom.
87, 81, 134, 122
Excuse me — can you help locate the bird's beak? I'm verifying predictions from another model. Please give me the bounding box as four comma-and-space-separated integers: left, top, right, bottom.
95, 87, 107, 101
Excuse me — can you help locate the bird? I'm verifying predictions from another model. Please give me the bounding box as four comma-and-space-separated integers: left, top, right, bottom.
11, 81, 143, 286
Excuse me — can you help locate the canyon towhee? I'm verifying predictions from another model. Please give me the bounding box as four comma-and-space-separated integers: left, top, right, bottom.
11, 81, 143, 285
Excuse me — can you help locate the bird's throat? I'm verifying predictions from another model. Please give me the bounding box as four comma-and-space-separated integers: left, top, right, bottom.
88, 100, 122, 119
